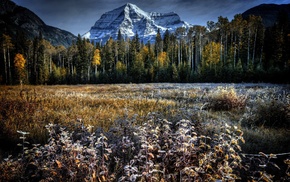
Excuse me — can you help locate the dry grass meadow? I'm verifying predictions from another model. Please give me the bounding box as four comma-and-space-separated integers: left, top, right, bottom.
0, 83, 289, 181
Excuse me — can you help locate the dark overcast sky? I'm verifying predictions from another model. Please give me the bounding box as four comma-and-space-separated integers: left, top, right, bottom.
13, 0, 290, 35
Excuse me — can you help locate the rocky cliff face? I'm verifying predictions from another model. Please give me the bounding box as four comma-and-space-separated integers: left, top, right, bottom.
242, 3, 290, 27
86, 3, 191, 43
0, 0, 76, 47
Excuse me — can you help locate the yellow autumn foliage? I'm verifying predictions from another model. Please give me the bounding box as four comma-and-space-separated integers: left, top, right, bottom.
92, 49, 101, 66
157, 51, 168, 67
14, 53, 26, 70
14, 53, 26, 82
202, 42, 222, 69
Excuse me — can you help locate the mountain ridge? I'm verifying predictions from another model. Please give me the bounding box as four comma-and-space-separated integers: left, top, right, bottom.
242, 3, 290, 27
2, 1, 289, 47
86, 3, 191, 43
0, 0, 76, 47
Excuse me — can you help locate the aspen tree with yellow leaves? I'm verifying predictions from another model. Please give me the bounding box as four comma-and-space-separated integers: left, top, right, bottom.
157, 51, 168, 68
200, 42, 223, 79
92, 48, 101, 76
202, 42, 222, 69
14, 53, 26, 84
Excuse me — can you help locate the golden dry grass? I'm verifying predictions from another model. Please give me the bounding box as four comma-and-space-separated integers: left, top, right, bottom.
0, 83, 289, 156
0, 85, 176, 145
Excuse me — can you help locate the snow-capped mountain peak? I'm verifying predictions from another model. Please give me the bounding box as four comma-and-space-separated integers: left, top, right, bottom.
88, 3, 191, 43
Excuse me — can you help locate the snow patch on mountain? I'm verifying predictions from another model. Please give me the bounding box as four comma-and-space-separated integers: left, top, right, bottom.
87, 3, 191, 43
82, 31, 91, 39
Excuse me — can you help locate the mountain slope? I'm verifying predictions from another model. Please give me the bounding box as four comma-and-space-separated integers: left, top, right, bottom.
242, 3, 290, 27
0, 0, 76, 47
87, 3, 191, 43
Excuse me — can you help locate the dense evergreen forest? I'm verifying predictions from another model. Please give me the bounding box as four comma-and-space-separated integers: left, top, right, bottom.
1, 13, 290, 85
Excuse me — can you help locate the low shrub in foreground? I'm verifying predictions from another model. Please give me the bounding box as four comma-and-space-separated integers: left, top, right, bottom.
0, 116, 246, 181
206, 87, 247, 111
1, 115, 288, 181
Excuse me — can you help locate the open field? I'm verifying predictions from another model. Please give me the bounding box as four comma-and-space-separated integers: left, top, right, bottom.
0, 83, 290, 181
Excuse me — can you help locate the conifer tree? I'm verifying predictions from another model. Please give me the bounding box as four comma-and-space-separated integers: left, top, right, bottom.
155, 28, 163, 57
2, 34, 14, 84
31, 33, 47, 84
163, 29, 170, 53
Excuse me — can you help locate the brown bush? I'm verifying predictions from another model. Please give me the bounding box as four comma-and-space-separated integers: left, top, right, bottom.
207, 87, 247, 111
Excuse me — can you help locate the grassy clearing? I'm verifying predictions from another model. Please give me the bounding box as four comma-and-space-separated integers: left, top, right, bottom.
0, 83, 289, 181
0, 85, 176, 148
0, 84, 289, 153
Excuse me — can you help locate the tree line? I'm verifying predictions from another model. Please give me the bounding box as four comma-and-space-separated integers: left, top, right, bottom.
1, 13, 289, 85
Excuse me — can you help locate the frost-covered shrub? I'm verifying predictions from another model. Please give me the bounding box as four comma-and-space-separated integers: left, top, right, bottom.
1, 115, 288, 181
0, 117, 245, 181
0, 124, 115, 181
119, 118, 245, 181
206, 87, 247, 111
